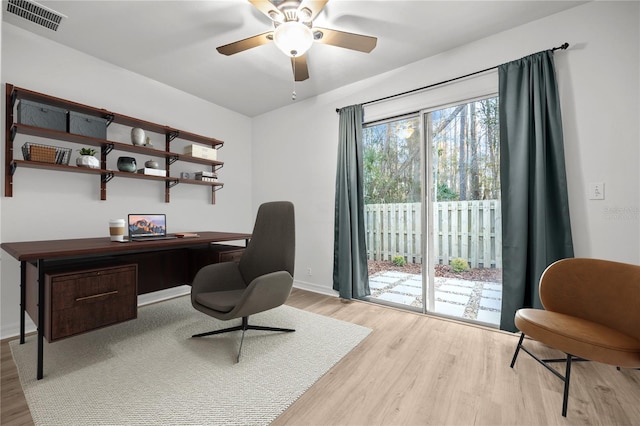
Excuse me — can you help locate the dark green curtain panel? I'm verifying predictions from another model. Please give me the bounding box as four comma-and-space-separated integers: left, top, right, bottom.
333, 105, 370, 299
498, 50, 574, 332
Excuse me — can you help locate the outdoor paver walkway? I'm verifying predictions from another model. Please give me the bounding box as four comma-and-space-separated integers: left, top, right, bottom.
369, 271, 502, 326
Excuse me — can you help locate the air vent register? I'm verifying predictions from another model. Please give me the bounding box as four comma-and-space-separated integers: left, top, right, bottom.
6, 0, 66, 31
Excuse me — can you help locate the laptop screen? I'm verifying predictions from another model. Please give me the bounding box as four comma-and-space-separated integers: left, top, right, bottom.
128, 214, 167, 238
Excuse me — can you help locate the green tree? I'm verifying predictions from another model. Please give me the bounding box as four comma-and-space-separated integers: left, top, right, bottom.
363, 117, 421, 204
363, 97, 499, 205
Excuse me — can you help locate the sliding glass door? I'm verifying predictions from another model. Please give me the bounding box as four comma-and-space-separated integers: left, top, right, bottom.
363, 96, 502, 327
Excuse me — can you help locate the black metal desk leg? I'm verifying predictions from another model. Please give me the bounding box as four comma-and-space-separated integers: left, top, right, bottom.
19, 261, 26, 344
37, 259, 45, 380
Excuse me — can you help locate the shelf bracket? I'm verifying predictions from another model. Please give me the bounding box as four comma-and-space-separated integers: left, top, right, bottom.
101, 172, 114, 183
10, 125, 17, 142
213, 184, 224, 192
10, 89, 17, 108
9, 161, 17, 176
214, 163, 224, 172
102, 143, 114, 156
103, 113, 115, 127
167, 130, 179, 142
167, 179, 179, 188
168, 155, 178, 165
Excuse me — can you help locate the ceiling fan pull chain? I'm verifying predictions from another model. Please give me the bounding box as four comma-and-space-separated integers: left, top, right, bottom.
292, 54, 297, 101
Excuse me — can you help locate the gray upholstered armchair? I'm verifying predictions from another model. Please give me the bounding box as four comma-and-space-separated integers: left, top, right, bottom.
191, 201, 296, 362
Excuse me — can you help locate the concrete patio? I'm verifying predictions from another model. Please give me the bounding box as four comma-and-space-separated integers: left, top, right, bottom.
368, 270, 502, 326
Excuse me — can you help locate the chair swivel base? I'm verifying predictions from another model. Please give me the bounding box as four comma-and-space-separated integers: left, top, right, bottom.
192, 316, 295, 363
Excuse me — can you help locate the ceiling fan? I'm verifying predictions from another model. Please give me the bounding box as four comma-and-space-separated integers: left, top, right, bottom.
216, 0, 377, 82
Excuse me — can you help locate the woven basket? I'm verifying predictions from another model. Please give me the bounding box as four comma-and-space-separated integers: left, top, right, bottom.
22, 143, 72, 165
30, 144, 56, 163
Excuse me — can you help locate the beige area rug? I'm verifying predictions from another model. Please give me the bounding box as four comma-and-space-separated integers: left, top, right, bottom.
10, 296, 371, 425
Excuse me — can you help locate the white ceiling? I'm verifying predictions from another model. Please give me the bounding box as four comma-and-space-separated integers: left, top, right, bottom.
3, 0, 587, 117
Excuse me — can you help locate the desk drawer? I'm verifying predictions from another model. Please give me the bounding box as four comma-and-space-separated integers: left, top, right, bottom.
48, 264, 137, 341
187, 244, 245, 283
219, 249, 244, 263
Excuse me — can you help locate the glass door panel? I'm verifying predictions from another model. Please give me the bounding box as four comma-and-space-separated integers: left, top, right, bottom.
363, 115, 424, 311
427, 97, 502, 326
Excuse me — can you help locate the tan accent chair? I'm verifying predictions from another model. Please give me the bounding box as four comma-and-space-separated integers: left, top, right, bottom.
191, 201, 295, 362
510, 258, 640, 417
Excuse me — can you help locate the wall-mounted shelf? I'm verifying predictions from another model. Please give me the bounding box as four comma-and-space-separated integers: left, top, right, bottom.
5, 84, 225, 203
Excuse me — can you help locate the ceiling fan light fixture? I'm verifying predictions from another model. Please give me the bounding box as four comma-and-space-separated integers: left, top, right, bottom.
298, 7, 312, 22
273, 21, 313, 57
268, 10, 282, 22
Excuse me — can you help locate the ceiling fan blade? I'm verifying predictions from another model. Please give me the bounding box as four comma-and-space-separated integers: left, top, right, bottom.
298, 0, 329, 21
216, 31, 274, 56
313, 27, 377, 53
291, 55, 309, 81
248, 0, 283, 21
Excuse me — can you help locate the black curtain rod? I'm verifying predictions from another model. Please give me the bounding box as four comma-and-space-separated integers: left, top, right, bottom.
335, 42, 569, 113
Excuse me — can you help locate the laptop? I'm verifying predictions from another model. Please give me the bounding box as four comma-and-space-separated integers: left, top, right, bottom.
128, 214, 177, 241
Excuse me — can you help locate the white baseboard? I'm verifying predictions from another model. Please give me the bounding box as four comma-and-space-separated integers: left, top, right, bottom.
293, 280, 338, 297
1, 283, 333, 340
138, 285, 191, 306
1, 320, 35, 341
1, 286, 192, 340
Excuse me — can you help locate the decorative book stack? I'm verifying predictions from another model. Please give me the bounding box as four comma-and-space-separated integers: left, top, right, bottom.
137, 168, 167, 177
184, 144, 217, 161
195, 171, 217, 182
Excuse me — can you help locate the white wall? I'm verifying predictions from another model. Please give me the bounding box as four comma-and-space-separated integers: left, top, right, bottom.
253, 1, 640, 296
0, 24, 254, 338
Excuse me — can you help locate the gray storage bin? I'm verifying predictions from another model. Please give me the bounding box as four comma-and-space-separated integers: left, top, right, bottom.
17, 100, 67, 132
69, 111, 107, 139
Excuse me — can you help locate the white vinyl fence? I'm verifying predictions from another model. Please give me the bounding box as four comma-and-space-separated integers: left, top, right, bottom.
364, 201, 502, 269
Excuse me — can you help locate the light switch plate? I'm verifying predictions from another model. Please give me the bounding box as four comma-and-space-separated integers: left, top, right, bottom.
589, 182, 605, 200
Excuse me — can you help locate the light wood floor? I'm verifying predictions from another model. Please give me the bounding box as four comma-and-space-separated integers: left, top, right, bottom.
2, 288, 639, 425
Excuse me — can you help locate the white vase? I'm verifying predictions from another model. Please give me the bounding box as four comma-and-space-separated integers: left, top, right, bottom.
76, 155, 100, 169
131, 128, 146, 146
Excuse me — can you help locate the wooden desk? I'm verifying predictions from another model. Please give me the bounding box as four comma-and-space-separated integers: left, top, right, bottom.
1, 231, 251, 379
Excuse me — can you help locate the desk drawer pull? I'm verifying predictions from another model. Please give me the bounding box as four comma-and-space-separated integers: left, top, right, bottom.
75, 290, 118, 302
